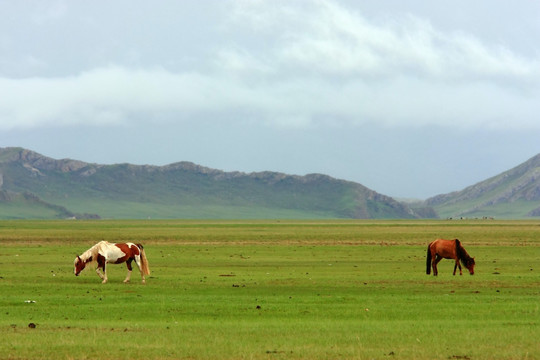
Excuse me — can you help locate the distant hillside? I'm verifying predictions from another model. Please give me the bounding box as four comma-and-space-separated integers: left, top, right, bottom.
0, 147, 424, 219
426, 154, 540, 219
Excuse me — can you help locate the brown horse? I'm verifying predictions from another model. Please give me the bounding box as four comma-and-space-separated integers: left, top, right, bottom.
426, 239, 475, 276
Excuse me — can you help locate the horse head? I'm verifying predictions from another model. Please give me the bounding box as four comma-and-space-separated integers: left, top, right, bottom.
466, 257, 476, 275
74, 255, 85, 276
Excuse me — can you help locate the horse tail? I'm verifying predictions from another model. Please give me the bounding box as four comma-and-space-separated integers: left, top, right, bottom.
138, 244, 151, 276
426, 243, 432, 274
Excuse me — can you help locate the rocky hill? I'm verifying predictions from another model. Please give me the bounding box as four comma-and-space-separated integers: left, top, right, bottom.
0, 147, 423, 219
426, 153, 540, 218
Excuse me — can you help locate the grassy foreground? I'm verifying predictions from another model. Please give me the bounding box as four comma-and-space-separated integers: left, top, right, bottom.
1, 220, 539, 359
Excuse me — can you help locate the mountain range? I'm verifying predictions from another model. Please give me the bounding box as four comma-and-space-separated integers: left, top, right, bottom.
0, 147, 538, 219
0, 147, 424, 219
425, 153, 540, 219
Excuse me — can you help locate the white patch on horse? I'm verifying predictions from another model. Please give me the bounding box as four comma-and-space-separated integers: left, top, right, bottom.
103, 244, 128, 262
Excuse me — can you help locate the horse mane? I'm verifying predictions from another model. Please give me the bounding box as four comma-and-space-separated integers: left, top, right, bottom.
79, 241, 108, 265
455, 239, 472, 266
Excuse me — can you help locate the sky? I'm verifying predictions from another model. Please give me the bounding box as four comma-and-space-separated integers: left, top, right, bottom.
1, 0, 539, 199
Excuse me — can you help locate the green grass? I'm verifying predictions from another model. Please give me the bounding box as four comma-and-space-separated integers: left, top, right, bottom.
1, 220, 539, 359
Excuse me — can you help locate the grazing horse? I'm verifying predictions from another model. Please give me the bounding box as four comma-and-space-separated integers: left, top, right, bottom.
426, 238, 475, 276
74, 241, 150, 284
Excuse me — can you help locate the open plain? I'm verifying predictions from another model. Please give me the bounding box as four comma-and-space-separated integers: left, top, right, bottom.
1, 220, 539, 359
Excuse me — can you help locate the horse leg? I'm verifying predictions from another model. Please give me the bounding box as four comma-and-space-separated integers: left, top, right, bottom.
432, 255, 442, 276
102, 263, 108, 284
123, 259, 133, 283
97, 264, 108, 284
96, 264, 108, 284
95, 267, 105, 281
96, 255, 108, 283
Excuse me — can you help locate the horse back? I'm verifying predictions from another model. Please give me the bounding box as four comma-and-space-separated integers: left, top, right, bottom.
116, 242, 141, 256
98, 242, 139, 264
430, 239, 458, 259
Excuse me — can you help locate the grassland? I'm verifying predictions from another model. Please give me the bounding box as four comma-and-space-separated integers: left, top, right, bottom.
1, 220, 539, 359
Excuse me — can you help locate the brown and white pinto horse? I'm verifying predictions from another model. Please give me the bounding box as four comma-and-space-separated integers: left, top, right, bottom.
426, 238, 475, 276
74, 241, 150, 284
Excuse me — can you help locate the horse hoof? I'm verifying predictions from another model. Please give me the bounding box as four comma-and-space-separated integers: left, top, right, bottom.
123, 280, 130, 283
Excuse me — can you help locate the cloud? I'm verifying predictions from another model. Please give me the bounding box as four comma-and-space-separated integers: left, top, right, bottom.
0, 0, 539, 131
231, 1, 540, 81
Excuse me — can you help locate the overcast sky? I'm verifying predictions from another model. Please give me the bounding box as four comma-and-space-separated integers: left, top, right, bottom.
1, 1, 539, 199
